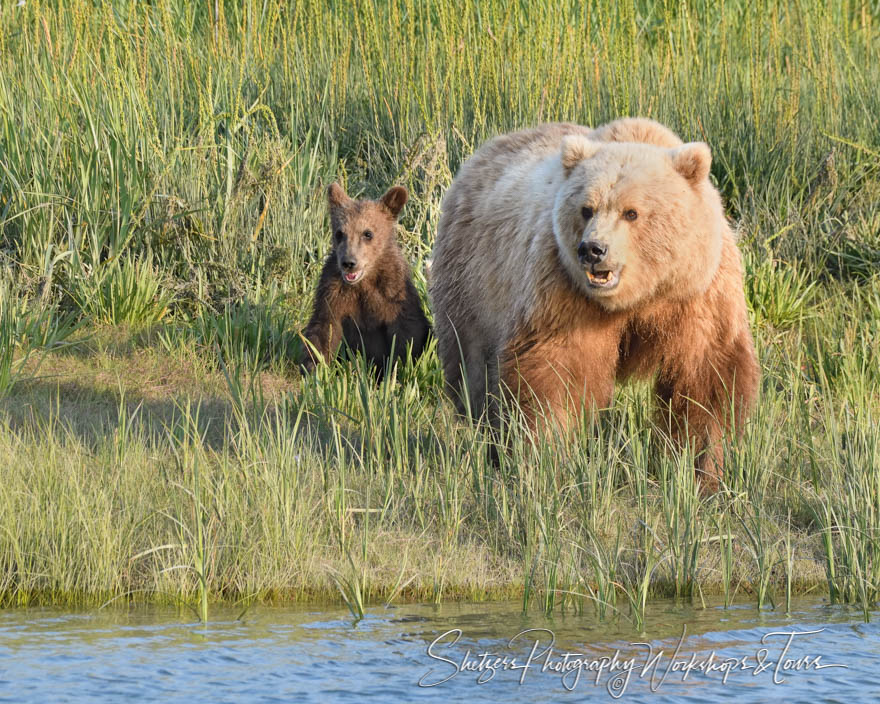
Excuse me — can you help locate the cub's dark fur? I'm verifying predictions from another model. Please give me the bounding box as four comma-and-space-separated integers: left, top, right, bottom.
301, 182, 430, 378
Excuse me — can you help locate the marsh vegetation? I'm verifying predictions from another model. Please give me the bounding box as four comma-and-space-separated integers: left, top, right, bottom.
0, 1, 878, 624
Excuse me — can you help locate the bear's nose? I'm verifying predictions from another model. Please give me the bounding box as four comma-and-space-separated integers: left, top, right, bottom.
578, 240, 608, 264
341, 258, 357, 271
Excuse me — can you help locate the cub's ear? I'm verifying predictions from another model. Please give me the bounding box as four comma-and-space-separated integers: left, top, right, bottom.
380, 185, 408, 219
671, 142, 712, 184
327, 182, 351, 208
560, 135, 601, 174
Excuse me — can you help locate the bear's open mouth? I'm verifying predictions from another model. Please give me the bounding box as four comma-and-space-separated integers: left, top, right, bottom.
342, 269, 364, 284
586, 268, 620, 290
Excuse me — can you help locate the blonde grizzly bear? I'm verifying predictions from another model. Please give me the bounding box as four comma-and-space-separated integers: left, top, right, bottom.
430, 118, 758, 490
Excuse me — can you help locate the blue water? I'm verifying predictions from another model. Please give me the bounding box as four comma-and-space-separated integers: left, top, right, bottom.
0, 599, 877, 702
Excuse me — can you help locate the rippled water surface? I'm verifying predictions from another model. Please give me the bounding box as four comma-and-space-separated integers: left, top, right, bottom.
1, 598, 877, 702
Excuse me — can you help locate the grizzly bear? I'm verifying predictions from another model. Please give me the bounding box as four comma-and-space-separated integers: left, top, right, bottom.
301, 183, 430, 379
430, 118, 758, 490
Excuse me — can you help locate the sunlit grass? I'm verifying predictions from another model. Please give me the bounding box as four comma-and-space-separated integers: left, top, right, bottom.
0, 0, 878, 624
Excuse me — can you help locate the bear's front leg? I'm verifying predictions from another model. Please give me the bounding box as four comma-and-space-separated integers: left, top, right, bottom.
301, 295, 347, 372
500, 328, 620, 438
300, 316, 343, 372
654, 327, 758, 492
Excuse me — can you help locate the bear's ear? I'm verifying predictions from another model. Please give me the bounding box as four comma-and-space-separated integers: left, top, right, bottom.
671, 142, 712, 184
327, 182, 351, 209
560, 135, 601, 174
380, 185, 408, 219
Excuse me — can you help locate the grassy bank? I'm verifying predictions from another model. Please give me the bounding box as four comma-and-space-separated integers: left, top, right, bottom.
1, 0, 879, 624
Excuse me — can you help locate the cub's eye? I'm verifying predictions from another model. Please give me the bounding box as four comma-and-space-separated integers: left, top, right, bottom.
623, 209, 638, 222
362, 230, 373, 241
334, 230, 344, 242
581, 206, 594, 221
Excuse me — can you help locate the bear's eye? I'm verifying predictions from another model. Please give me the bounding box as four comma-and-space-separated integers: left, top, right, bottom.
623, 209, 638, 222
581, 206, 594, 221
362, 230, 373, 241
334, 229, 345, 242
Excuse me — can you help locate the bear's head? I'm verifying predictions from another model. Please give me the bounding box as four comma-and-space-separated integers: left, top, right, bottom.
552, 136, 726, 311
326, 182, 408, 285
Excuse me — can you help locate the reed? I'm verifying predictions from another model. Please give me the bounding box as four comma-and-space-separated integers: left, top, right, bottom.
0, 0, 877, 624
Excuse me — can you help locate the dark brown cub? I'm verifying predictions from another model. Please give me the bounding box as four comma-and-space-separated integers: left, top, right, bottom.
300, 182, 430, 379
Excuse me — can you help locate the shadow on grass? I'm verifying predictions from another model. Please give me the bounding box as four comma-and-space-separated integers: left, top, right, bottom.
0, 377, 235, 453
42, 324, 166, 361
0, 369, 437, 473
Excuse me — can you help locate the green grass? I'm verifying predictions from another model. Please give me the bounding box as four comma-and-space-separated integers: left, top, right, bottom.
70, 256, 175, 327
0, 0, 879, 624
0, 277, 79, 398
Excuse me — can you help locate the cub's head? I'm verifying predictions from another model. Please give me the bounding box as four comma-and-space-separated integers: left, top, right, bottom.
552, 135, 725, 311
326, 182, 408, 285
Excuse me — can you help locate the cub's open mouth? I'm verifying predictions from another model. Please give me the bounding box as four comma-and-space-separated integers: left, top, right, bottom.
586, 268, 620, 290
342, 270, 364, 284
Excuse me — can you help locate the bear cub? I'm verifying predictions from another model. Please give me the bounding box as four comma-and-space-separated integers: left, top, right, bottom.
301, 182, 430, 379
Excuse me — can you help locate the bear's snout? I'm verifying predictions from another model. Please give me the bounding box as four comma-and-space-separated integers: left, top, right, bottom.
337, 250, 366, 284
578, 239, 609, 265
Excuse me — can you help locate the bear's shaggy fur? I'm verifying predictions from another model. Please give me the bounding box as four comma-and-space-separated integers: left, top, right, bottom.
430, 118, 758, 489
301, 183, 430, 379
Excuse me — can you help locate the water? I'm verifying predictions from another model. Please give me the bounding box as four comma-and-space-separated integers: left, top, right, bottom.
0, 598, 877, 702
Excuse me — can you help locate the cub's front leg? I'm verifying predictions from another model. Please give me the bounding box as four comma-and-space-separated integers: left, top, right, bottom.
301, 258, 352, 372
